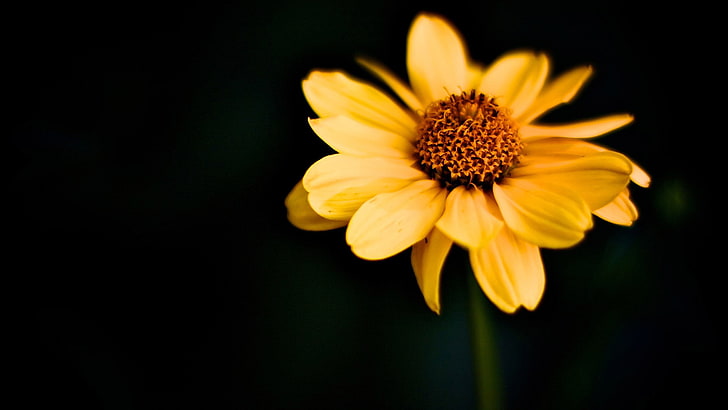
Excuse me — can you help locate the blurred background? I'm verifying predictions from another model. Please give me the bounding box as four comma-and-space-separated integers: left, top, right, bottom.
7, 1, 720, 409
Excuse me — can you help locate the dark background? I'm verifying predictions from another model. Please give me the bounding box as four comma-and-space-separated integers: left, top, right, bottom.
8, 1, 721, 409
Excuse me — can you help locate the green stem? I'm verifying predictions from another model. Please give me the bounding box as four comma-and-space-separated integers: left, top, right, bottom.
467, 269, 502, 410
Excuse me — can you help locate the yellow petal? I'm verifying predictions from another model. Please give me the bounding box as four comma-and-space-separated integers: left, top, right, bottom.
302, 71, 416, 137
510, 151, 632, 210
523, 138, 651, 188
407, 13, 468, 104
478, 51, 549, 117
435, 186, 503, 249
594, 188, 639, 226
466, 61, 486, 90
627, 160, 651, 188
284, 181, 348, 231
308, 116, 415, 157
520, 114, 634, 140
516, 65, 593, 123
356, 57, 424, 113
493, 178, 593, 249
346, 179, 447, 260
303, 154, 427, 220
470, 227, 545, 313
521, 136, 601, 158
411, 227, 453, 314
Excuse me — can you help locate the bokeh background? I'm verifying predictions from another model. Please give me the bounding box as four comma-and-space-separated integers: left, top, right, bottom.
8, 1, 720, 409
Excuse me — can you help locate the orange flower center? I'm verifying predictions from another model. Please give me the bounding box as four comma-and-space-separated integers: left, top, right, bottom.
415, 90, 523, 190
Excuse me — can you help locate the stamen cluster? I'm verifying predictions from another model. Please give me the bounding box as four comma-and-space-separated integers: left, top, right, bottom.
416, 90, 523, 190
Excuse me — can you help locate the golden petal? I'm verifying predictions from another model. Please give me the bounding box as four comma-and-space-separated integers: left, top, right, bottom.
627, 160, 651, 188
411, 227, 454, 314
308, 116, 416, 157
594, 188, 639, 226
510, 151, 632, 210
520, 114, 634, 140
469, 227, 545, 313
435, 186, 503, 249
516, 65, 593, 123
493, 178, 593, 249
303, 154, 426, 220
284, 181, 348, 231
346, 179, 447, 260
523, 138, 651, 188
407, 13, 469, 104
466, 60, 486, 90
478, 51, 549, 117
356, 57, 424, 114
302, 70, 416, 137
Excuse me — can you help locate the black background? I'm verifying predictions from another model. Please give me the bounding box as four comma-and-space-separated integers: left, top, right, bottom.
8, 1, 721, 409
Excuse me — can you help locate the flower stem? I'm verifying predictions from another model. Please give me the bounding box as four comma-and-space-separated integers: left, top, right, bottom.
467, 269, 503, 410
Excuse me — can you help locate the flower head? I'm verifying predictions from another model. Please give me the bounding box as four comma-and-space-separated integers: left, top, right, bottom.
285, 13, 650, 314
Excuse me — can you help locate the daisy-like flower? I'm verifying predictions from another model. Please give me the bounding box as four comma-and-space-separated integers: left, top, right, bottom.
285, 13, 650, 314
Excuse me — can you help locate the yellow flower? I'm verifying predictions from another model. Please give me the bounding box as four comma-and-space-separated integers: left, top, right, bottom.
285, 13, 650, 314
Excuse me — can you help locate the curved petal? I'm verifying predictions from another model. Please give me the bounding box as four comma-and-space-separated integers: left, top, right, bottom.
346, 179, 447, 260
302, 70, 417, 137
516, 65, 593, 123
523, 137, 651, 187
522, 136, 602, 158
435, 186, 503, 249
411, 227, 454, 314
594, 188, 639, 226
478, 51, 549, 117
466, 61, 486, 90
303, 154, 427, 220
356, 57, 424, 113
493, 178, 593, 249
627, 159, 651, 188
470, 227, 545, 313
407, 13, 469, 104
285, 181, 348, 231
520, 114, 634, 140
509, 151, 632, 210
308, 116, 416, 157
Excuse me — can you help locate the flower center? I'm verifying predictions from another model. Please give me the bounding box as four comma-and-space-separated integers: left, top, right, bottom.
415, 90, 523, 190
